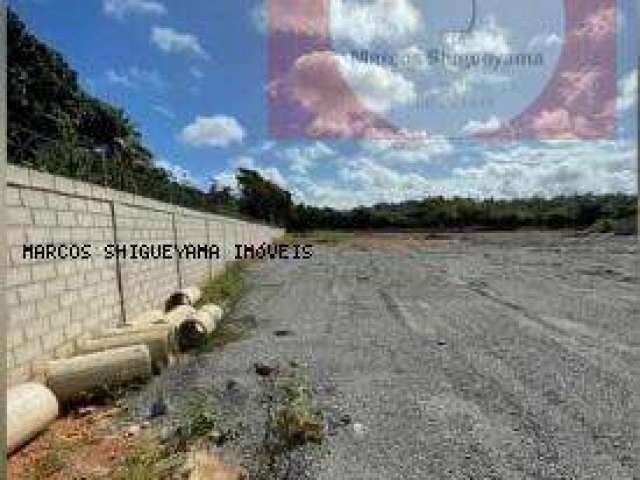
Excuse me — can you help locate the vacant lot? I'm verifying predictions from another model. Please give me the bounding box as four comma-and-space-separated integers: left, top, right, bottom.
131, 231, 639, 479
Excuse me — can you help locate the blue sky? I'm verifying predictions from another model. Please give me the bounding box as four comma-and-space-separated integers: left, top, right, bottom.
10, 0, 638, 209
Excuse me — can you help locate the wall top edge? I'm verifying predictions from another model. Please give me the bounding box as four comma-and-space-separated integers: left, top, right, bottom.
6, 164, 281, 230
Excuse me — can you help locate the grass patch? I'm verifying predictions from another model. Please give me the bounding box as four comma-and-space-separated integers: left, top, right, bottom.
198, 321, 248, 353
23, 435, 70, 479
197, 260, 249, 310
119, 394, 220, 479
257, 368, 324, 479
117, 434, 185, 480
272, 377, 324, 448
162, 391, 220, 455
281, 230, 354, 245
118, 436, 164, 480
195, 261, 255, 353
590, 218, 615, 233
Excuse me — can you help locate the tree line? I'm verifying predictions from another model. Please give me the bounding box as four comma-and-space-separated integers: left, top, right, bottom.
7, 8, 637, 234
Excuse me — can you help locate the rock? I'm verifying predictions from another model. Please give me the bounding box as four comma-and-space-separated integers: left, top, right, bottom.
274, 329, 293, 337
340, 414, 352, 426
353, 422, 365, 436
75, 406, 98, 418
125, 424, 141, 437
187, 449, 248, 480
148, 397, 168, 419
254, 362, 277, 377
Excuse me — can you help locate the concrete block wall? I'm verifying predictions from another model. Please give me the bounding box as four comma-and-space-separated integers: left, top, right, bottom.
4, 165, 285, 385
114, 203, 178, 321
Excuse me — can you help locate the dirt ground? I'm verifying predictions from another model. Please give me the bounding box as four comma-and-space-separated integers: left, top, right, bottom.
8, 404, 133, 479
10, 231, 640, 479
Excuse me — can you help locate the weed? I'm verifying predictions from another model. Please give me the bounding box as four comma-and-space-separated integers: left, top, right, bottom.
591, 218, 614, 233
185, 394, 219, 438
198, 321, 248, 353
118, 435, 165, 480
197, 260, 249, 310
24, 435, 69, 479
164, 392, 219, 453
256, 369, 325, 479
274, 378, 324, 447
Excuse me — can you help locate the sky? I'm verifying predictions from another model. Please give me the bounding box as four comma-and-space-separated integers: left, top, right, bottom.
10, 0, 639, 209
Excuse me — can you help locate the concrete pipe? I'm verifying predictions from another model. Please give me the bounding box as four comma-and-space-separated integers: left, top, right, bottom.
43, 345, 152, 403
76, 329, 171, 373
128, 309, 166, 325
176, 304, 223, 350
165, 286, 202, 312
164, 305, 197, 327
7, 382, 59, 454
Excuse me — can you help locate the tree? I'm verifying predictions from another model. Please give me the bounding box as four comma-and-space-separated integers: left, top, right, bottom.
236, 169, 293, 226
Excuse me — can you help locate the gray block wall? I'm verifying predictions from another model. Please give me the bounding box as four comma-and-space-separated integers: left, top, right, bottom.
4, 165, 284, 385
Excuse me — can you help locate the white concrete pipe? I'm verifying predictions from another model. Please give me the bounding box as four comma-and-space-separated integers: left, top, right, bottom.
43, 345, 153, 402
164, 305, 197, 327
176, 304, 223, 350
77, 329, 171, 373
128, 309, 166, 325
165, 286, 202, 312
7, 382, 59, 454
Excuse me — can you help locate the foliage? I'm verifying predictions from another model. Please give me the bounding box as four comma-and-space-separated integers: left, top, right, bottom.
236, 168, 293, 225
198, 260, 248, 309
287, 194, 637, 233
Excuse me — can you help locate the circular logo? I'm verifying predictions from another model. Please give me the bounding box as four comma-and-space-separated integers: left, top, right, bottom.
330, 0, 565, 137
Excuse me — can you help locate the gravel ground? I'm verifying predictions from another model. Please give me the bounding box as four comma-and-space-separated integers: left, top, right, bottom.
129, 231, 639, 480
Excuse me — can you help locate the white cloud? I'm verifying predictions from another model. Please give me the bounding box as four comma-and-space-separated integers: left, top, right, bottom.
151, 26, 209, 59
360, 136, 454, 164
106, 69, 134, 88
462, 116, 502, 135
105, 67, 167, 91
215, 156, 290, 192
337, 54, 416, 113
330, 0, 423, 47
189, 66, 204, 79
283, 142, 334, 174
453, 140, 637, 198
276, 139, 636, 208
103, 0, 166, 18
398, 45, 428, 72
155, 158, 209, 189
528, 33, 563, 50
444, 16, 511, 55
179, 115, 246, 148
339, 157, 431, 197
152, 105, 175, 119
419, 67, 510, 107
618, 69, 637, 112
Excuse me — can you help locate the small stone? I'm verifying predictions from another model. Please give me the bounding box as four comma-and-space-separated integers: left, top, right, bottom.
274, 329, 293, 337
148, 398, 168, 419
75, 406, 97, 418
254, 362, 277, 377
125, 425, 141, 437
353, 423, 365, 436
339, 414, 352, 426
